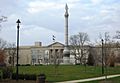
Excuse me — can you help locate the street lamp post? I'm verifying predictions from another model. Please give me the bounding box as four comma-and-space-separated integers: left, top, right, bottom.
16, 19, 21, 81
101, 39, 104, 75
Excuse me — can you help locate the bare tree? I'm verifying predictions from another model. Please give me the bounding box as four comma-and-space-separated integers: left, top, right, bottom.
113, 30, 120, 48
0, 16, 7, 23
107, 52, 115, 67
113, 30, 120, 65
69, 32, 90, 64
6, 43, 16, 66
69, 35, 78, 64
0, 38, 7, 66
95, 32, 115, 66
89, 47, 100, 66
113, 31, 120, 39
0, 15, 7, 66
0, 16, 7, 30
115, 52, 120, 63
52, 49, 62, 76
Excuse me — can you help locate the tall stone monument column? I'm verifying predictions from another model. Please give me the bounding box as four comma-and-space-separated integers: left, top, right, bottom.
63, 4, 70, 64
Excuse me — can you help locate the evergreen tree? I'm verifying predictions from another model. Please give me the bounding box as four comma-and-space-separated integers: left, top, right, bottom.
87, 53, 95, 66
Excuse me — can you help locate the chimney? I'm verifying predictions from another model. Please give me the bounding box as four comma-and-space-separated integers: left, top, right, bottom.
35, 42, 42, 46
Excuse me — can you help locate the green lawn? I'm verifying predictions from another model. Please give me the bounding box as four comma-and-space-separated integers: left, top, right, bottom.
13, 65, 120, 82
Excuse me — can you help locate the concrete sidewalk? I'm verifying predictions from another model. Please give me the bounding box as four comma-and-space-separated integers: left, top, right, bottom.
56, 74, 120, 83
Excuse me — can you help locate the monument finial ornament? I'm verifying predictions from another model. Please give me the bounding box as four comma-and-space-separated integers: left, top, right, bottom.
65, 4, 69, 17
65, 4, 68, 10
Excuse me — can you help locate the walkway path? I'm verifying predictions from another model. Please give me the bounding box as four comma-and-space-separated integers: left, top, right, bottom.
56, 74, 120, 83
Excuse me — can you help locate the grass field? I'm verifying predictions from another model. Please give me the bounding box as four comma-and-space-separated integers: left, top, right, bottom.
13, 65, 120, 82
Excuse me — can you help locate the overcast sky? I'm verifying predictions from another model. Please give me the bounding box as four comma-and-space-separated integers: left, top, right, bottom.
0, 0, 120, 46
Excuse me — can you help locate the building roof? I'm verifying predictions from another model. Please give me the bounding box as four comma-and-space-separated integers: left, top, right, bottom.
47, 42, 64, 47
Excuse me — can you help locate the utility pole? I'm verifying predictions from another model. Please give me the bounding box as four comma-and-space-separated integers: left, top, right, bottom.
101, 39, 104, 75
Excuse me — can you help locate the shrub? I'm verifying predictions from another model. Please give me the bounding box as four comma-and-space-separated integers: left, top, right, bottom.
2, 67, 13, 79
75, 63, 81, 65
16, 64, 20, 66
19, 74, 25, 80
12, 73, 16, 79
20, 64, 31, 66
25, 64, 31, 66
35, 64, 43, 66
0, 63, 6, 67
108, 52, 115, 67
12, 73, 36, 80
24, 74, 36, 80
87, 53, 95, 66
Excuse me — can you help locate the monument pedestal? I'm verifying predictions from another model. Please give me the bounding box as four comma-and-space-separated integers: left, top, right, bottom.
63, 57, 70, 64
63, 46, 70, 64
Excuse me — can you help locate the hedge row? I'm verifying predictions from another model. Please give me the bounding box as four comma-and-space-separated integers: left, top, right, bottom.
12, 73, 37, 80
16, 64, 43, 66
0, 67, 37, 80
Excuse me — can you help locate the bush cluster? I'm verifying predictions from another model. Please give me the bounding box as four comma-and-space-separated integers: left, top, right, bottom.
12, 73, 37, 80
75, 63, 81, 65
0, 67, 37, 80
16, 64, 44, 66
0, 67, 13, 79
35, 64, 43, 66
16, 64, 31, 66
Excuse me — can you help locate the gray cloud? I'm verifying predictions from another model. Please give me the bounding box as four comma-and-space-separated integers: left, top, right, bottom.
0, 0, 120, 45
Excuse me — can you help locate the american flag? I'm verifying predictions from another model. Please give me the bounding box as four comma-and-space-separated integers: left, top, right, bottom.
53, 35, 55, 42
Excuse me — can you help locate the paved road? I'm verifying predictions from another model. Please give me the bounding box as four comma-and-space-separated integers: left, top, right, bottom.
56, 74, 120, 83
